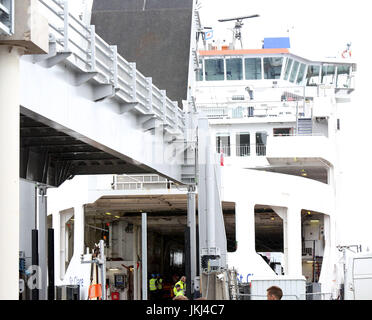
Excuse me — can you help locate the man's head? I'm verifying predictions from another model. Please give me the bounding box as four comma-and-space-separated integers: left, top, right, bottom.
151, 274, 155, 278
157, 274, 160, 278
180, 276, 186, 282
266, 286, 283, 300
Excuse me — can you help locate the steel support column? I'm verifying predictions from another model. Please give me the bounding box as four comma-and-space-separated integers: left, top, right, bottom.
141, 212, 148, 300
187, 186, 197, 297
37, 185, 48, 300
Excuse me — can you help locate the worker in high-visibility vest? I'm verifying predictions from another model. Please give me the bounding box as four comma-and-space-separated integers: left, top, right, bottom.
174, 284, 183, 297
173, 275, 186, 296
156, 274, 163, 299
149, 274, 157, 300
173, 284, 188, 300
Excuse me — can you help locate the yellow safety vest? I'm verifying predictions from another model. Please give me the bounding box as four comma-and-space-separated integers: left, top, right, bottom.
157, 278, 163, 290
149, 278, 157, 291
175, 290, 184, 297
173, 281, 186, 295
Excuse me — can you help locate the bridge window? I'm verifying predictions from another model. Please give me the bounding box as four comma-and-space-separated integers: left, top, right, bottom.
264, 57, 283, 79
306, 65, 320, 86
284, 58, 293, 80
205, 58, 225, 81
196, 59, 204, 81
245, 58, 262, 80
226, 58, 243, 80
289, 60, 300, 83
296, 63, 306, 84
336, 65, 351, 88
321, 65, 336, 85
216, 134, 231, 156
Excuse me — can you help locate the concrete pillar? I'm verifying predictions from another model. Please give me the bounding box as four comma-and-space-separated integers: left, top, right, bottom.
286, 206, 302, 276
0, 45, 24, 300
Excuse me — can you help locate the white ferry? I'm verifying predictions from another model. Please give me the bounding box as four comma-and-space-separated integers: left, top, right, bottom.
194, 36, 357, 299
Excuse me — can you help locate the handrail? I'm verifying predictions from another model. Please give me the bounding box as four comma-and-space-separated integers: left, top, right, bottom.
198, 101, 312, 120
37, 0, 185, 134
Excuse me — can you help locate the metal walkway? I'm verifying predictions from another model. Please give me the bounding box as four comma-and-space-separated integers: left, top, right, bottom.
18, 0, 191, 187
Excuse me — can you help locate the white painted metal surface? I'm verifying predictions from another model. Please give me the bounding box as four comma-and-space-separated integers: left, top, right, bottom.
0, 45, 23, 300
250, 275, 306, 300
353, 256, 372, 300
344, 252, 372, 300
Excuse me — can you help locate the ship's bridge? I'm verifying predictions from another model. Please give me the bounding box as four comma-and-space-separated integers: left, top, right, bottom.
196, 48, 356, 99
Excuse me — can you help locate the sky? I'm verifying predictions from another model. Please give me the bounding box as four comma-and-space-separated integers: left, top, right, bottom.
198, 0, 365, 59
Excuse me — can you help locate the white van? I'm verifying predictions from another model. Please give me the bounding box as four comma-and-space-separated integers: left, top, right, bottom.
344, 252, 372, 300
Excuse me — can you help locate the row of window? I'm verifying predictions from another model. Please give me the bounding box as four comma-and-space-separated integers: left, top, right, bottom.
197, 56, 352, 88
197, 57, 282, 81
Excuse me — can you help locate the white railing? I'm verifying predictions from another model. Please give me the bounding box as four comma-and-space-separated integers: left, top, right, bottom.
217, 144, 266, 157
198, 100, 313, 120
37, 0, 185, 134
196, 86, 315, 120
112, 174, 187, 191
236, 145, 250, 157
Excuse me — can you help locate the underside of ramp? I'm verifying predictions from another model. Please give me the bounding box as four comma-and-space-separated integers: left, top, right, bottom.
20, 112, 154, 187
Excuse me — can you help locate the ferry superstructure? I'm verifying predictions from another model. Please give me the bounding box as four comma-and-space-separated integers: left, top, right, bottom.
194, 41, 356, 298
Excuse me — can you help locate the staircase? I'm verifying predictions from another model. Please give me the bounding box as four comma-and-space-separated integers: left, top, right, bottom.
297, 118, 313, 136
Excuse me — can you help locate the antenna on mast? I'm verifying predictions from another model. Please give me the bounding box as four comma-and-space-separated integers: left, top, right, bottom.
195, 8, 213, 50
218, 14, 260, 49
